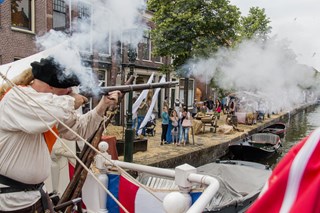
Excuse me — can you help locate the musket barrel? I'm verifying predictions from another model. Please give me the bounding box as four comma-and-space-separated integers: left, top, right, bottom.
99, 81, 178, 95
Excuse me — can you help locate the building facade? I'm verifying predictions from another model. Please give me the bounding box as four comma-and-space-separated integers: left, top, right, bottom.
0, 0, 199, 121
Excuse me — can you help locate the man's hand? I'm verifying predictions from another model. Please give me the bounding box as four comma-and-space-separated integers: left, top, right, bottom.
96, 90, 121, 116
69, 93, 88, 109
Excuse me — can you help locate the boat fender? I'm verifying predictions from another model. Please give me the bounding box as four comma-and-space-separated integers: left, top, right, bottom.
163, 191, 192, 213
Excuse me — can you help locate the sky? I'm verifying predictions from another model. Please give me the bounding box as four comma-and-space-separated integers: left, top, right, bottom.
229, 0, 320, 71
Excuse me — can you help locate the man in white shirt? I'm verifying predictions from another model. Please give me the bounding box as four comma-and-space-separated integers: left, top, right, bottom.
0, 57, 120, 212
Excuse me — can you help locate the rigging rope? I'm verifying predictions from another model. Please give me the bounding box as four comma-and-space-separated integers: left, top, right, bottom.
0, 71, 164, 209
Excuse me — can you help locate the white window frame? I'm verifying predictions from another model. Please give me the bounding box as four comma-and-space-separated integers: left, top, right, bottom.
11, 0, 35, 34
141, 29, 151, 61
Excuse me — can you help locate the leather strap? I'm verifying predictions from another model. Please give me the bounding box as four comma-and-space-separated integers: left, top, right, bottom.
0, 174, 49, 211
0, 174, 42, 192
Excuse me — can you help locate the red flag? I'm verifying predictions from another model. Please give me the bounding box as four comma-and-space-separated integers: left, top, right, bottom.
247, 128, 320, 213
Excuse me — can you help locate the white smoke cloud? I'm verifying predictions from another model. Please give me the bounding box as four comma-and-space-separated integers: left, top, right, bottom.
189, 38, 320, 112
35, 0, 147, 92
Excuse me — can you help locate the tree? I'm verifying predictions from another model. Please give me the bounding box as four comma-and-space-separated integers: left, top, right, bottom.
148, 0, 241, 69
239, 7, 272, 41
148, 0, 241, 106
148, 0, 272, 105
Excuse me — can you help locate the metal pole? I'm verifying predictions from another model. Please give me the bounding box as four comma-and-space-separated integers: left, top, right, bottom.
124, 45, 136, 162
185, 77, 189, 109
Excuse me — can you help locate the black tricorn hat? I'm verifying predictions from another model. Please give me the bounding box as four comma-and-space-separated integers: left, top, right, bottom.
31, 57, 80, 88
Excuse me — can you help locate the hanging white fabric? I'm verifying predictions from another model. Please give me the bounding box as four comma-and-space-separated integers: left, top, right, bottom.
132, 72, 155, 119
137, 76, 166, 136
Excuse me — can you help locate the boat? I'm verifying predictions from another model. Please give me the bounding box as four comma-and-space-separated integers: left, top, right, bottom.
78, 151, 271, 213
228, 133, 282, 160
197, 160, 271, 213
259, 122, 286, 138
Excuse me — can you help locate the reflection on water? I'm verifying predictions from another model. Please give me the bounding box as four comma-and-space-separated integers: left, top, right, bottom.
224, 104, 320, 168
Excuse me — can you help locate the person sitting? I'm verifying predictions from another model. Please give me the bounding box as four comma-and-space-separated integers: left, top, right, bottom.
0, 57, 120, 212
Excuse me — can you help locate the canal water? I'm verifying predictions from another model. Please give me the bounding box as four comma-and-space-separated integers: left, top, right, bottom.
224, 104, 320, 168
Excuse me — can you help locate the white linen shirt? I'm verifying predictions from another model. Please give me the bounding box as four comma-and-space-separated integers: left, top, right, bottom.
0, 86, 104, 211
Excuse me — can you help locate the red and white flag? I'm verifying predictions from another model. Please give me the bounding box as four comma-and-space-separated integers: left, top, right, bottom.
247, 127, 320, 213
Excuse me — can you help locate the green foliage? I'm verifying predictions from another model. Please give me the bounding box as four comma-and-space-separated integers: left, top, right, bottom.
239, 7, 272, 41
159, 64, 174, 75
148, 0, 241, 69
148, 0, 272, 90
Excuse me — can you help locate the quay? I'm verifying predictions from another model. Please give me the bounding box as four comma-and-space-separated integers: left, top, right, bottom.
115, 104, 316, 169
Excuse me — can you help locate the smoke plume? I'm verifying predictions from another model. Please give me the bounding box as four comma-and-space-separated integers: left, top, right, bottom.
188, 38, 320, 112
35, 0, 147, 93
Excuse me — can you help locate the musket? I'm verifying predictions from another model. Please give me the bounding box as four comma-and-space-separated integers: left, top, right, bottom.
80, 81, 179, 96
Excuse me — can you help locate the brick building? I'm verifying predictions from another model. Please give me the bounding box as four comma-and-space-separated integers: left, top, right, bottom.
0, 1, 201, 120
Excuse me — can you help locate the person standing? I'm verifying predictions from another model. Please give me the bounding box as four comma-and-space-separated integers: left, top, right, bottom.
0, 57, 120, 212
170, 109, 179, 145
215, 99, 222, 119
174, 98, 182, 114
180, 108, 192, 146
206, 96, 214, 112
161, 106, 169, 145
137, 100, 148, 136
177, 105, 184, 143
192, 99, 198, 117
163, 96, 169, 109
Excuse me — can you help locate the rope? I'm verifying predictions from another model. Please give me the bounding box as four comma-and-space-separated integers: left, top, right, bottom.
0, 71, 164, 206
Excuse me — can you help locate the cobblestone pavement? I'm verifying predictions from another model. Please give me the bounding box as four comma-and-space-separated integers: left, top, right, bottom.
117, 112, 284, 166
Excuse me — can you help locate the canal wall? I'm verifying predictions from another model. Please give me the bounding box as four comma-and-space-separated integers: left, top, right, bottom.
145, 103, 318, 169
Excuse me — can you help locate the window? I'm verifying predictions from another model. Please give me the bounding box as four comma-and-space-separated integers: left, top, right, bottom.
97, 70, 106, 86
141, 30, 151, 61
97, 33, 111, 56
53, 0, 66, 30
77, 2, 92, 53
154, 55, 162, 63
179, 78, 195, 108
152, 41, 162, 63
11, 0, 35, 33
78, 1, 91, 19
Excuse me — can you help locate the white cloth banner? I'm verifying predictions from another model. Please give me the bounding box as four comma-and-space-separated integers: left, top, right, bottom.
137, 76, 165, 135
132, 72, 154, 119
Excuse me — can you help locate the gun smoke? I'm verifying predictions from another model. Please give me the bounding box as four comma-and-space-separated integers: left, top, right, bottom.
35, 0, 147, 94
188, 38, 320, 113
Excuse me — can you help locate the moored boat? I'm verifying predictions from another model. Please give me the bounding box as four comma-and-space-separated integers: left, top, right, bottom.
79, 152, 271, 213
259, 122, 286, 138
229, 133, 282, 160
